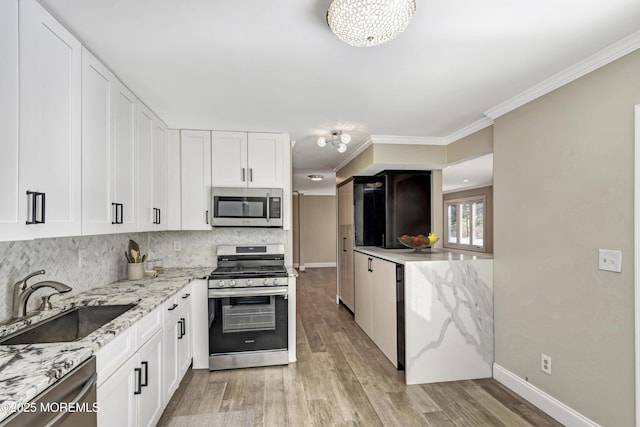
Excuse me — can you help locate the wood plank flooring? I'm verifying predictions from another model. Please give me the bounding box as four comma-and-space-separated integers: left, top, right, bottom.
158, 268, 561, 426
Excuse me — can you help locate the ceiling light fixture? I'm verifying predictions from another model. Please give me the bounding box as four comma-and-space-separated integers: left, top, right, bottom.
317, 130, 351, 154
308, 174, 324, 181
326, 0, 416, 48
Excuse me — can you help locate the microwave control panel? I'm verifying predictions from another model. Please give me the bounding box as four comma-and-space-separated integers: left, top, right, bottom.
270, 198, 281, 218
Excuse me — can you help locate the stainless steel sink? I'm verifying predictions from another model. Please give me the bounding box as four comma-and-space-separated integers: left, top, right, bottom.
0, 304, 137, 345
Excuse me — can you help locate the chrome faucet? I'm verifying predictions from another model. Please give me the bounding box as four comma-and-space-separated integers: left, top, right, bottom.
11, 270, 72, 318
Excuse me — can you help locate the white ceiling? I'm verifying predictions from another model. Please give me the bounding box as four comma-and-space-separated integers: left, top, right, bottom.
40, 0, 640, 194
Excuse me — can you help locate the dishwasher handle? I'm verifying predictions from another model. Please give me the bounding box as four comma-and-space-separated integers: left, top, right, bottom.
43, 372, 97, 427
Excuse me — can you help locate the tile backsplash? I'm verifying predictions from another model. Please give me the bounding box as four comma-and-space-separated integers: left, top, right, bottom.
0, 228, 290, 321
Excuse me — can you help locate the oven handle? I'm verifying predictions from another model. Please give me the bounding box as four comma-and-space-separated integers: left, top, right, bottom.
208, 286, 288, 298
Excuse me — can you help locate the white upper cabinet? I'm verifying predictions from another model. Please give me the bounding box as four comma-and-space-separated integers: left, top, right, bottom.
19, 0, 82, 239
181, 130, 212, 230
137, 102, 167, 232
81, 48, 114, 235
0, 0, 22, 241
136, 102, 155, 231
247, 133, 285, 188
112, 79, 138, 232
152, 119, 168, 231
82, 49, 138, 235
211, 131, 286, 189
211, 131, 247, 187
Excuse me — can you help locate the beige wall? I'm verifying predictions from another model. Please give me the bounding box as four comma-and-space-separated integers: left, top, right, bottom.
446, 126, 493, 164
336, 145, 374, 184
373, 143, 447, 165
494, 49, 640, 426
296, 195, 337, 267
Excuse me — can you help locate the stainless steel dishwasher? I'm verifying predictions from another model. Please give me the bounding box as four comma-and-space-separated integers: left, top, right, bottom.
1, 356, 97, 426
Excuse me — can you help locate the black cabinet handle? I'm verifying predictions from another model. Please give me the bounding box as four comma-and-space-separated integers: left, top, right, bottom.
249, 168, 253, 182
343, 237, 346, 252
205, 210, 209, 224
112, 203, 124, 224
181, 293, 190, 300
178, 318, 184, 339
168, 303, 178, 311
158, 208, 161, 224
134, 367, 142, 395
140, 361, 148, 387
180, 317, 186, 336
26, 191, 45, 225
368, 258, 373, 272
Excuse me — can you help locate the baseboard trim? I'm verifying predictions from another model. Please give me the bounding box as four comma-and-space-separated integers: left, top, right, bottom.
303, 262, 337, 268
493, 363, 600, 427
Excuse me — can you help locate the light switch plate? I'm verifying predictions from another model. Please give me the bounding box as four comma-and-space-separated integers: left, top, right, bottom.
598, 249, 622, 273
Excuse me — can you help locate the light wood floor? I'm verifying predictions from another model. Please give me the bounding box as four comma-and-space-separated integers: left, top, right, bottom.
158, 267, 561, 426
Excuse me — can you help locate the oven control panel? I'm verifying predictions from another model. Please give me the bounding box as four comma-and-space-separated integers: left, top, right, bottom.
209, 276, 288, 289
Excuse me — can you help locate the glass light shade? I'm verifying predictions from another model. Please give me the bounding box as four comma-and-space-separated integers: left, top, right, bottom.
317, 136, 327, 147
340, 133, 351, 144
308, 174, 324, 181
327, 0, 416, 48
337, 143, 347, 153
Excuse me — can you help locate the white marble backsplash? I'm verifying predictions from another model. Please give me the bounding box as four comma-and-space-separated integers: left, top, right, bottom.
0, 228, 290, 321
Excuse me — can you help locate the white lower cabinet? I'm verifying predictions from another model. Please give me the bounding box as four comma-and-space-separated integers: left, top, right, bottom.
97, 284, 194, 426
97, 329, 163, 427
354, 251, 398, 367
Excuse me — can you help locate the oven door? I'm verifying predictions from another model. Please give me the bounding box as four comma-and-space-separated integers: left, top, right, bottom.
211, 187, 282, 227
208, 286, 288, 355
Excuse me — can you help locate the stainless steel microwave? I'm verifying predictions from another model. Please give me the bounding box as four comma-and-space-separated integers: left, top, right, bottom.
212, 188, 283, 228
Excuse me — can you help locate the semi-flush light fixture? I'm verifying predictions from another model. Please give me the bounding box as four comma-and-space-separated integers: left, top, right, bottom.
317, 130, 352, 153
307, 175, 324, 181
326, 0, 416, 48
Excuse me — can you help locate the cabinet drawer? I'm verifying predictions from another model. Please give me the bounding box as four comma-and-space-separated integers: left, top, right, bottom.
163, 294, 182, 323
136, 305, 163, 345
96, 324, 137, 387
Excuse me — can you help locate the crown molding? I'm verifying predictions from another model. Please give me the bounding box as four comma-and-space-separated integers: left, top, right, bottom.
444, 117, 494, 144
485, 29, 640, 120
333, 136, 374, 172
369, 135, 448, 145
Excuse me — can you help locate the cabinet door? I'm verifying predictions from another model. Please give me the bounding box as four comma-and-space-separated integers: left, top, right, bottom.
136, 102, 155, 231
181, 130, 212, 230
152, 119, 167, 230
178, 291, 193, 376
0, 0, 24, 242
211, 131, 247, 187
354, 252, 373, 337
166, 130, 182, 230
338, 182, 354, 311
247, 133, 283, 188
371, 258, 398, 367
162, 315, 180, 403
112, 80, 137, 232
138, 330, 164, 427
19, 0, 82, 238
97, 355, 138, 427
81, 48, 114, 235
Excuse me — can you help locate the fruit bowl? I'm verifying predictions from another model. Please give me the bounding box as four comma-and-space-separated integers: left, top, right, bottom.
397, 235, 439, 252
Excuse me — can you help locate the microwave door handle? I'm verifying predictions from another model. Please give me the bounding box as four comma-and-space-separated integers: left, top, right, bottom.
266, 192, 270, 223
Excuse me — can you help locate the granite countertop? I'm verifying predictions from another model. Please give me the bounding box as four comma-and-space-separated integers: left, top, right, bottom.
0, 267, 210, 422
354, 246, 493, 264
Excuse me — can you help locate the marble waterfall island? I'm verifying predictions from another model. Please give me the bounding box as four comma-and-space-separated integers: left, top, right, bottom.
355, 247, 493, 385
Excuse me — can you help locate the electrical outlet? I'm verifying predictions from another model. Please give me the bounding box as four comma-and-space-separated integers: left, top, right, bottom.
173, 241, 182, 252
598, 249, 622, 272
541, 353, 552, 375
78, 249, 88, 268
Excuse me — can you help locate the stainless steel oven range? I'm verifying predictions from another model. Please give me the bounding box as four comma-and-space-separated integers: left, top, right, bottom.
207, 244, 289, 370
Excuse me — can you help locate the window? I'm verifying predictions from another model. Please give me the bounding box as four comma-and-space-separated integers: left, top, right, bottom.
445, 196, 486, 252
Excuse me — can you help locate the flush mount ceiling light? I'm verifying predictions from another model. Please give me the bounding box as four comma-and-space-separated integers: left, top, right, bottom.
317, 130, 352, 153
326, 0, 416, 48
307, 174, 324, 181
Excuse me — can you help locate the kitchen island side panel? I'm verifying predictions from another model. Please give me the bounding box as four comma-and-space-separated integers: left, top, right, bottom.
404, 259, 493, 385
